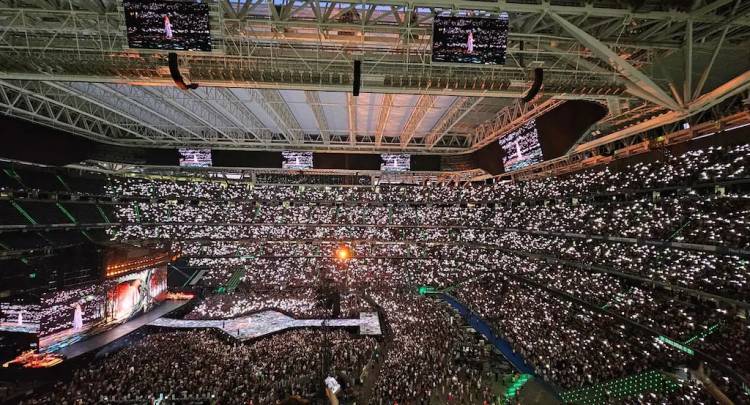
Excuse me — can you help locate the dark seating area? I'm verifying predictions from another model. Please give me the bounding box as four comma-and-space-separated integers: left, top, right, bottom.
0, 201, 28, 226
15, 201, 71, 224
59, 202, 106, 224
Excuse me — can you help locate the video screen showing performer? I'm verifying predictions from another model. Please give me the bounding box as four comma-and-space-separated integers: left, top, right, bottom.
499, 119, 544, 171
37, 266, 168, 351
123, 0, 212, 51
107, 266, 168, 322
38, 284, 108, 350
432, 13, 509, 65
0, 300, 40, 334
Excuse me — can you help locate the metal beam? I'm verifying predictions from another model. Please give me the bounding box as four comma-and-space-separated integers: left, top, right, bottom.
576, 70, 750, 152
694, 4, 750, 42
213, 88, 271, 142
693, 0, 742, 99
304, 90, 330, 144
691, 0, 735, 16
42, 81, 181, 143
0, 79, 156, 143
141, 86, 239, 144
399, 95, 436, 148
91, 83, 210, 143
375, 94, 393, 147
5, 2, 739, 101
0, 81, 129, 144
693, 32, 728, 99
189, 89, 263, 143
425, 97, 483, 149
472, 98, 564, 148
257, 89, 303, 144
684, 19, 693, 103
689, 69, 750, 112
547, 11, 682, 111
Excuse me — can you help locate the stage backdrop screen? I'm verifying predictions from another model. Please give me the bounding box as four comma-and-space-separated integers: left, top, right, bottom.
37, 266, 167, 351
432, 13, 509, 65
107, 267, 168, 322
38, 284, 108, 350
0, 301, 40, 334
381, 154, 411, 172
499, 119, 543, 171
178, 148, 212, 167
282, 151, 313, 170
123, 0, 212, 52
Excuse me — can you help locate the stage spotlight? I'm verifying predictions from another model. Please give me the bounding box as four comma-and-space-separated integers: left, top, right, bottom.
335, 245, 352, 261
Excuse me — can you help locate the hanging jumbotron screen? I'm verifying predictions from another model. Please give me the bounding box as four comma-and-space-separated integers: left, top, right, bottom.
432, 13, 509, 65
123, 0, 212, 52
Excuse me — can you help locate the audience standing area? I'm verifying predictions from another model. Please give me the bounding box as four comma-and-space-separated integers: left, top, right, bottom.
1, 0, 750, 403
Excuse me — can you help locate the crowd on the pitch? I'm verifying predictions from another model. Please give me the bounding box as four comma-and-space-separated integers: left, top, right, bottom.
184, 245, 750, 392
22, 328, 376, 405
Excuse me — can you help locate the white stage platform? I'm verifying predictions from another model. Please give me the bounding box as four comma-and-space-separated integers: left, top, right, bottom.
55, 300, 190, 359
149, 310, 382, 340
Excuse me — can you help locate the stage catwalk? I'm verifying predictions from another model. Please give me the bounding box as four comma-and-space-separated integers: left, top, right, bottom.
56, 300, 190, 360
149, 310, 382, 340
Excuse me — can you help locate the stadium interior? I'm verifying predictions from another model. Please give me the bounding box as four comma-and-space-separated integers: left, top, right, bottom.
1, 0, 750, 404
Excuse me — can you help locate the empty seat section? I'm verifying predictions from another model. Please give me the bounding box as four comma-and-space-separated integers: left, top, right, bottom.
0, 201, 29, 225
13, 167, 68, 192
0, 232, 50, 249
17, 201, 71, 224
43, 230, 88, 245
60, 173, 108, 195
61, 203, 104, 223
0, 169, 21, 191
96, 204, 116, 223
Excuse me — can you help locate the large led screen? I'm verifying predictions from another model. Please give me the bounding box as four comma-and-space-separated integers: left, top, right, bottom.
282, 151, 313, 170
432, 14, 509, 65
380, 154, 411, 172
123, 0, 212, 52
107, 267, 168, 322
0, 302, 40, 334
38, 284, 108, 350
499, 119, 543, 172
38, 266, 168, 351
178, 148, 212, 167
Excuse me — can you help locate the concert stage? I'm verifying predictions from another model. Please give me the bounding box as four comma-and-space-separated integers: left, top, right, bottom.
55, 300, 190, 360
149, 310, 382, 340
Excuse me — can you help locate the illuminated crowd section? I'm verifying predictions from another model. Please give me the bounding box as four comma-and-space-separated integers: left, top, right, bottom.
0, 141, 748, 404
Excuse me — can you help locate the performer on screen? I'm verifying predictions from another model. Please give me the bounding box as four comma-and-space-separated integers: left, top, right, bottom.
163, 15, 173, 40
466, 31, 474, 54
515, 141, 524, 160
72, 303, 83, 330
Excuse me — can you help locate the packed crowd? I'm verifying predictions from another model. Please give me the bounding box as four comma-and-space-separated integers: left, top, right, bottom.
112, 190, 750, 251
22, 329, 377, 404
178, 243, 750, 401
369, 291, 500, 404
13, 142, 750, 403
103, 143, 750, 203
452, 271, 750, 402
255, 173, 371, 185
178, 242, 750, 399
177, 236, 749, 303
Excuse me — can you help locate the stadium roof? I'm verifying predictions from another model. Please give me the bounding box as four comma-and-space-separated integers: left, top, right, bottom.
0, 0, 749, 155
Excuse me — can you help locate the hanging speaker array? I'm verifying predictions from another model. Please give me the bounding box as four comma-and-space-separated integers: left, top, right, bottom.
353, 60, 361, 96
168, 53, 199, 90
521, 68, 544, 103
